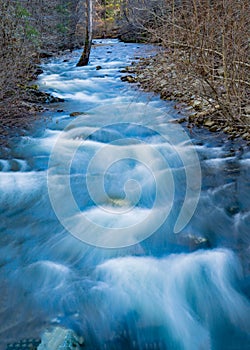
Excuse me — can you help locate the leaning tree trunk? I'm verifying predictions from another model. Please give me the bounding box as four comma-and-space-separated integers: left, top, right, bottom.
77, 0, 93, 66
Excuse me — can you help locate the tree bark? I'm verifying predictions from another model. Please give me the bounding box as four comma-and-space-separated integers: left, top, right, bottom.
77, 0, 93, 66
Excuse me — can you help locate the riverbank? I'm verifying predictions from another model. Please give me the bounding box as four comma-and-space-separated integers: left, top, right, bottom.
122, 50, 250, 144
0, 88, 63, 147
0, 52, 67, 146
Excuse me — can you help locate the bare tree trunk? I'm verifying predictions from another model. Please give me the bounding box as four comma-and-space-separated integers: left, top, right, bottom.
77, 0, 93, 66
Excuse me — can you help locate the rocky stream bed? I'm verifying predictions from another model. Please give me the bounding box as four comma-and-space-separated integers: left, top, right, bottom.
121, 51, 250, 144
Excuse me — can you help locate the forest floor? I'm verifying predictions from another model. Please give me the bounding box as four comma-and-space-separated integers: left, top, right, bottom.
121, 50, 250, 145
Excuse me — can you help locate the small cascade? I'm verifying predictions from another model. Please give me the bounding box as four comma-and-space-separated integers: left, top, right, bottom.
0, 39, 249, 350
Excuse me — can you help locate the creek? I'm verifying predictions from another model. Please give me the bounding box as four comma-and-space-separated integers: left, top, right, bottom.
0, 39, 249, 350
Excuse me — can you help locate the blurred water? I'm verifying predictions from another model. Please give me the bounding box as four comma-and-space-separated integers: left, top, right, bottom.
0, 39, 249, 349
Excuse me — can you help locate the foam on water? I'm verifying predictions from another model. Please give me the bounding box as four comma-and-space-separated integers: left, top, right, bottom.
0, 39, 249, 349
90, 249, 250, 349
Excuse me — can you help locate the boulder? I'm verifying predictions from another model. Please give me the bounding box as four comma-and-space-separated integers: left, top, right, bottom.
121, 75, 136, 83
35, 68, 44, 76
39, 50, 54, 58
24, 90, 64, 104
46, 94, 64, 103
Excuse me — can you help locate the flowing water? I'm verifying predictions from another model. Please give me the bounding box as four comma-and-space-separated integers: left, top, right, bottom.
0, 40, 250, 349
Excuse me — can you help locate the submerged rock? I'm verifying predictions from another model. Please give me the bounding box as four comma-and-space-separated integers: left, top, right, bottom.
178, 233, 210, 250
69, 111, 87, 117
38, 327, 84, 350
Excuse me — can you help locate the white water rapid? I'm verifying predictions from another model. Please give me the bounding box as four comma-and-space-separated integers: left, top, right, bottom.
0, 40, 249, 350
